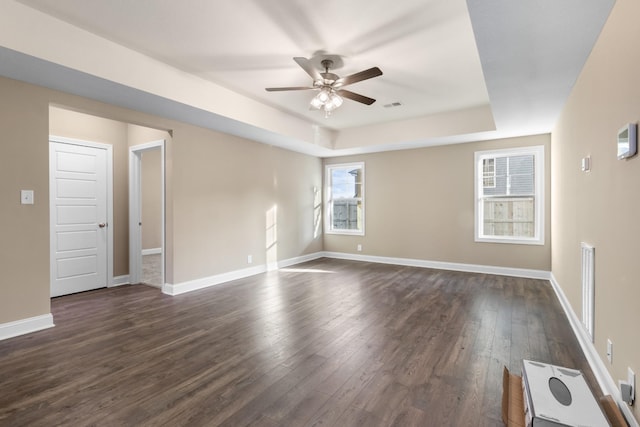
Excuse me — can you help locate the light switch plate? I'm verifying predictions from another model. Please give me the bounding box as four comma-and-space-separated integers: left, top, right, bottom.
21, 190, 34, 205
581, 156, 591, 172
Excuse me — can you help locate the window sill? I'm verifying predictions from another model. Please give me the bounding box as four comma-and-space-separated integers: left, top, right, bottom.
326, 230, 365, 236
475, 236, 544, 246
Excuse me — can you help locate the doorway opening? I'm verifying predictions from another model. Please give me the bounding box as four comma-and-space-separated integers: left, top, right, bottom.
129, 141, 165, 288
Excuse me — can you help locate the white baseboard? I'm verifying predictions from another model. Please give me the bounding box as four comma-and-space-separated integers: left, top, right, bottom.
321, 251, 551, 280
277, 252, 325, 269
163, 252, 325, 296
0, 313, 54, 341
110, 275, 130, 287
164, 251, 548, 297
164, 264, 267, 296
142, 248, 162, 256
549, 273, 638, 427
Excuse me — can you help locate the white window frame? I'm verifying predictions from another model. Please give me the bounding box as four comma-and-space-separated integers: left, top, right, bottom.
325, 162, 365, 236
474, 146, 544, 245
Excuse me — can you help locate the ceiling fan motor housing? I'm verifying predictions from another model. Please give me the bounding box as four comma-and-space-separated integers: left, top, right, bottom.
320, 73, 339, 85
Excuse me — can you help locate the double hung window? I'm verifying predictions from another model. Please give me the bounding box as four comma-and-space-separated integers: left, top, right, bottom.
475, 146, 544, 244
325, 163, 364, 235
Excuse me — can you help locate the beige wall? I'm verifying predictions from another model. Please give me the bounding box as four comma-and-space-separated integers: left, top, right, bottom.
171, 126, 323, 283
0, 75, 322, 326
0, 78, 50, 324
552, 0, 640, 421
324, 134, 551, 271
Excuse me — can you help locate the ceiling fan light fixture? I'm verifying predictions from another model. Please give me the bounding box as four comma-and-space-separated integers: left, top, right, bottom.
328, 93, 343, 108
317, 88, 330, 103
324, 102, 337, 113
309, 95, 324, 109
309, 88, 342, 115
320, 92, 343, 118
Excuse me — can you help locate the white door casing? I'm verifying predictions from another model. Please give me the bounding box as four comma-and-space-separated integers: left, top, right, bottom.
129, 140, 165, 287
50, 137, 113, 297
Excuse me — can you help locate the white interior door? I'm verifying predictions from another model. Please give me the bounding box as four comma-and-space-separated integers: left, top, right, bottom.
50, 141, 109, 297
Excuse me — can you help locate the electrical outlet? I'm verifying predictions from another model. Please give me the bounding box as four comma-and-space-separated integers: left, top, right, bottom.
357, 244, 362, 252
247, 255, 252, 264
607, 339, 613, 364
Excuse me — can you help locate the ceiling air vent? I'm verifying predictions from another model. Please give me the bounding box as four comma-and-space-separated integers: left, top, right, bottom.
384, 102, 402, 108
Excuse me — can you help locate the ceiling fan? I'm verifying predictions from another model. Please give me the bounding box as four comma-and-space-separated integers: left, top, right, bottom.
265, 57, 383, 116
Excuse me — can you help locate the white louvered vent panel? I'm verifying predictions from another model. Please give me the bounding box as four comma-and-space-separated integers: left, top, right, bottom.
581, 243, 595, 341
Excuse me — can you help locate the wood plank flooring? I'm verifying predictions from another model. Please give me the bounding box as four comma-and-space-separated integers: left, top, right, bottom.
0, 258, 600, 426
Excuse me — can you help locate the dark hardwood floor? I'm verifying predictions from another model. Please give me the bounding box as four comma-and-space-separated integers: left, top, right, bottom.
0, 259, 600, 426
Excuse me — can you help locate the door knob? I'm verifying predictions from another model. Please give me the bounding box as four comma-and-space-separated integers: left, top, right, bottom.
98, 223, 107, 228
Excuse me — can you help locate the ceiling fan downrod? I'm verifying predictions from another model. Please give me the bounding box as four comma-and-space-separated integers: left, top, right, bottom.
321, 59, 333, 73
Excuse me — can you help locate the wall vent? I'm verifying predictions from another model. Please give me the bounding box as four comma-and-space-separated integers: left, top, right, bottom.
581, 242, 595, 341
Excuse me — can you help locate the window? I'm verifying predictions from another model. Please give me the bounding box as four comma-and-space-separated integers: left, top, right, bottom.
325, 162, 364, 235
475, 146, 544, 244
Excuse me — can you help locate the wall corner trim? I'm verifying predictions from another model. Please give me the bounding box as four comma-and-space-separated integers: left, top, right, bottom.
549, 273, 639, 427
0, 313, 54, 341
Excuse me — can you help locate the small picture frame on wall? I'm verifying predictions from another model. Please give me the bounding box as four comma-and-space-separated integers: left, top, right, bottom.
617, 123, 637, 160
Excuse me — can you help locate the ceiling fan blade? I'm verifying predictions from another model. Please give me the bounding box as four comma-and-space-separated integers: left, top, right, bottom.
338, 89, 376, 105
265, 86, 315, 92
293, 57, 322, 81
335, 67, 383, 88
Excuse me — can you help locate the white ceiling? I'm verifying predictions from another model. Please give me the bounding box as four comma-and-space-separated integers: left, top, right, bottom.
0, 0, 616, 155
